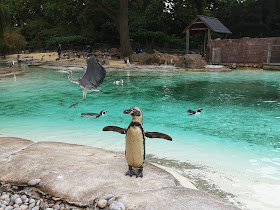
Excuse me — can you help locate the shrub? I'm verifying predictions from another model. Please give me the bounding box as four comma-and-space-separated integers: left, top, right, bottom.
131, 31, 184, 49
0, 40, 11, 56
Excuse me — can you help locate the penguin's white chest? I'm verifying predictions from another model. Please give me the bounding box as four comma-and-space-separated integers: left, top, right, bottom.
125, 126, 145, 168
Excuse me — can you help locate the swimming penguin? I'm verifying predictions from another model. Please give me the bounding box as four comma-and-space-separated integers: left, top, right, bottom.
113, 79, 123, 85
103, 107, 172, 178
81, 110, 107, 118
187, 108, 203, 115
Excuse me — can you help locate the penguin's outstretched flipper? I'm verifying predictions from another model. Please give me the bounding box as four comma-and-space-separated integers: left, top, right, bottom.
145, 132, 172, 141
103, 126, 127, 134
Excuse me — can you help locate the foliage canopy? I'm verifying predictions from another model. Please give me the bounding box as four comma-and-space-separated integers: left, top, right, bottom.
0, 0, 279, 53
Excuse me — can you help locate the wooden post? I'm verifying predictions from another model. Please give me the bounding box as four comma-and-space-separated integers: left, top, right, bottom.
267, 43, 271, 63
186, 29, 190, 54
203, 30, 207, 57
208, 29, 211, 41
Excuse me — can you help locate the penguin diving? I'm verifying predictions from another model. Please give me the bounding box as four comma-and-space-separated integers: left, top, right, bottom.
81, 110, 108, 118
64, 56, 106, 108
103, 107, 172, 178
187, 108, 203, 115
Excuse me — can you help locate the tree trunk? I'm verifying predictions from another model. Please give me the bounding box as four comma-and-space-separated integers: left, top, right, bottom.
90, 0, 132, 57
119, 0, 132, 56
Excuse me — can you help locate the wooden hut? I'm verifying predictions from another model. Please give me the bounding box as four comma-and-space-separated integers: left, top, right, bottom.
183, 15, 232, 55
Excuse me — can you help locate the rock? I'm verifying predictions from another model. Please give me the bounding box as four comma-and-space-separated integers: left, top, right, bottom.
29, 198, 35, 204
21, 195, 28, 203
1, 201, 9, 206
13, 204, 19, 208
32, 206, 40, 210
27, 179, 41, 186
10, 194, 19, 202
0, 195, 9, 200
36, 200, 40, 206
100, 194, 114, 201
108, 197, 115, 206
20, 204, 28, 210
53, 204, 60, 210
14, 197, 22, 204
14, 208, 21, 210
5, 206, 13, 210
96, 199, 107, 208
21, 195, 27, 200
29, 203, 35, 208
12, 186, 18, 191
109, 201, 125, 210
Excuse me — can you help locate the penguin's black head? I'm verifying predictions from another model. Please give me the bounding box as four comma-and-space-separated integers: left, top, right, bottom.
123, 107, 142, 116
100, 110, 108, 116
197, 108, 203, 112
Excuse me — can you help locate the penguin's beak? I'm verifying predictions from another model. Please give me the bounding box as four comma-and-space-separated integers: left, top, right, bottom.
123, 108, 132, 115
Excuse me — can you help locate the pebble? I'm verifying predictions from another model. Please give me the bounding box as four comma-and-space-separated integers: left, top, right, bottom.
108, 197, 115, 206
0, 195, 9, 200
1, 185, 126, 210
10, 194, 19, 202
29, 203, 35, 208
14, 198, 22, 204
20, 204, 28, 210
109, 201, 125, 210
27, 179, 41, 186
100, 194, 114, 200
96, 199, 107, 208
32, 206, 39, 210
2, 201, 9, 206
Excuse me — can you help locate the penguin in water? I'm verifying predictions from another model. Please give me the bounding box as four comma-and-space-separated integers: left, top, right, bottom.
103, 107, 172, 178
113, 79, 123, 85
81, 110, 107, 118
187, 108, 203, 115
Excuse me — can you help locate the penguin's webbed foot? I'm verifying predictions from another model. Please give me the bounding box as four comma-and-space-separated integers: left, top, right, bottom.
125, 165, 136, 177
125, 169, 136, 177
135, 167, 143, 178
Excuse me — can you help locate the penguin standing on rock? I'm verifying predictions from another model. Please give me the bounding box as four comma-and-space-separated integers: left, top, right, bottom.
103, 107, 172, 178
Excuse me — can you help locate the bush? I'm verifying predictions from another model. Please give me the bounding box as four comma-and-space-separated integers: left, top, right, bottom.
131, 31, 184, 49
5, 28, 26, 53
0, 40, 11, 56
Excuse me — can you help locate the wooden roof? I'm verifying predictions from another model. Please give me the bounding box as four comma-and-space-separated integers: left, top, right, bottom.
183, 15, 232, 34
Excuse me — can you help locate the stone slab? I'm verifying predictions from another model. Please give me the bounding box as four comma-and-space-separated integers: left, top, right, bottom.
117, 187, 237, 210
0, 137, 238, 209
0, 137, 34, 158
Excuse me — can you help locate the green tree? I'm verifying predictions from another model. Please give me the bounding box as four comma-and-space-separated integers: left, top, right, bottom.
0, 3, 10, 40
0, 3, 11, 56
90, 0, 132, 56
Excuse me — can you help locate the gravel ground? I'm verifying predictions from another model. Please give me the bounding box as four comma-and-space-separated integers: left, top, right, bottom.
0, 183, 125, 210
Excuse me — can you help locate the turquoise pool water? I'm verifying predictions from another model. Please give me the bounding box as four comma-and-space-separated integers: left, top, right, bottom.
1, 64, 280, 209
